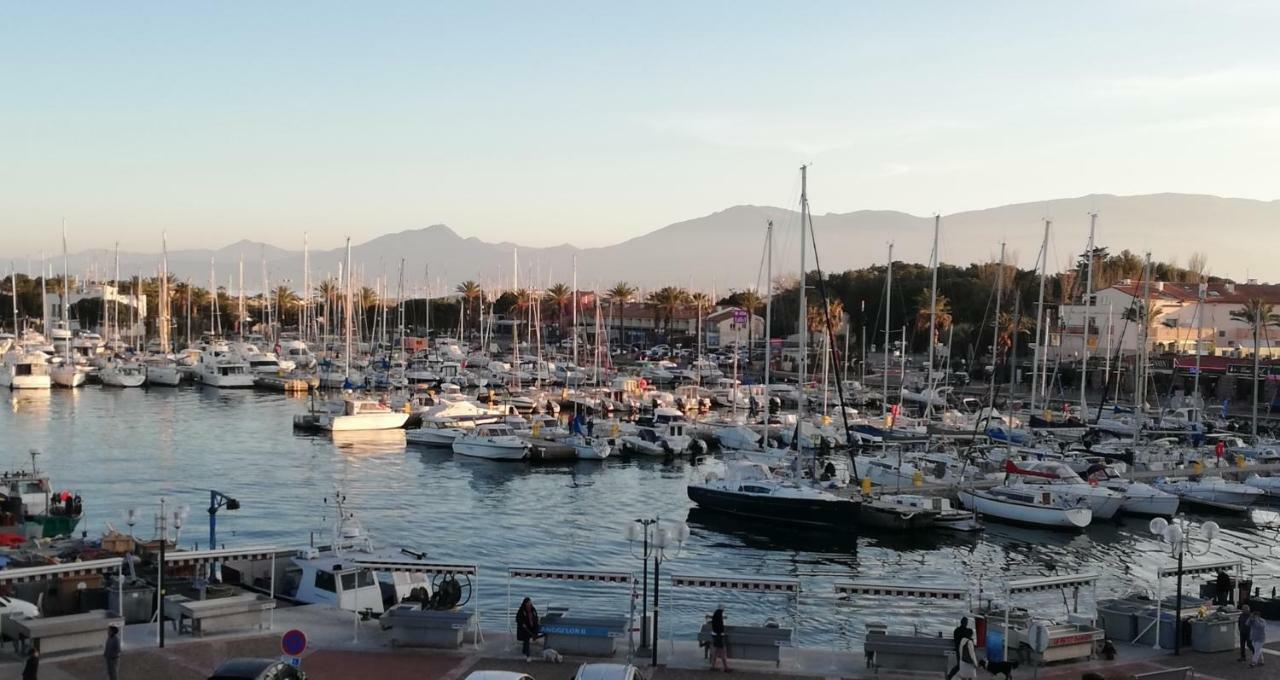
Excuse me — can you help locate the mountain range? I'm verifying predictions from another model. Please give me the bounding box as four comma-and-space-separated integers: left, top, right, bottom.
32, 193, 1279, 294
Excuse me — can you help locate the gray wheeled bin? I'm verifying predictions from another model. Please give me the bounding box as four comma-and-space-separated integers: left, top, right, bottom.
107, 579, 156, 624
1097, 599, 1144, 641
1191, 616, 1237, 653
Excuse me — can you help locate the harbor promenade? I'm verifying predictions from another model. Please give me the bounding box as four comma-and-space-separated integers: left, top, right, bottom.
5, 603, 1279, 680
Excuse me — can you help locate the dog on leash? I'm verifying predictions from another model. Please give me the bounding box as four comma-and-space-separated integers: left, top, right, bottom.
541, 648, 564, 663
979, 659, 1019, 680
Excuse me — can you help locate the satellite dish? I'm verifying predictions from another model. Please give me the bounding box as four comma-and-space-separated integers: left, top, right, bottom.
1149, 517, 1169, 536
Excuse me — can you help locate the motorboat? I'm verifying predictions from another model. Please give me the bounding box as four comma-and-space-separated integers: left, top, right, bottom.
405, 418, 467, 446
0, 453, 84, 538
619, 407, 696, 456
566, 434, 612, 460
877, 494, 982, 532
957, 486, 1092, 529
319, 398, 410, 432
277, 339, 317, 370
714, 424, 765, 452
1244, 474, 1280, 497
97, 358, 147, 388
49, 360, 85, 388
687, 461, 860, 527
195, 343, 255, 388
1003, 460, 1125, 520
1085, 466, 1180, 516
233, 342, 295, 374
0, 350, 52, 390
1153, 476, 1264, 509
451, 424, 530, 461
143, 355, 183, 386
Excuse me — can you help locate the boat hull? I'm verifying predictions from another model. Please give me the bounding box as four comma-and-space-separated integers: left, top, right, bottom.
958, 490, 1092, 529
323, 412, 410, 432
686, 485, 860, 528
452, 441, 529, 460
50, 365, 86, 388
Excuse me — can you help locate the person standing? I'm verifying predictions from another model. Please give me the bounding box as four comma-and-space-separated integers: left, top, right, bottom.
947, 617, 973, 680
957, 630, 977, 680
22, 646, 39, 680
709, 605, 730, 672
1239, 604, 1254, 662
104, 625, 121, 680
1249, 610, 1266, 667
515, 597, 540, 662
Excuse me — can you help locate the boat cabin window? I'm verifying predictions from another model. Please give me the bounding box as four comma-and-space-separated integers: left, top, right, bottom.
315, 570, 337, 593
340, 569, 375, 590
739, 484, 772, 494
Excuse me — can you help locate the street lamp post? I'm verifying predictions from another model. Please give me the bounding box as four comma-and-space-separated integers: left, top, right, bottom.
1149, 516, 1219, 655
626, 518, 688, 667
156, 499, 190, 649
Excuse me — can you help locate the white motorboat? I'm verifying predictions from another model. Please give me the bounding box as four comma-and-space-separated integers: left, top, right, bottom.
1244, 474, 1280, 497
878, 494, 982, 532
1004, 460, 1125, 520
1153, 476, 1264, 508
49, 360, 85, 388
0, 350, 53, 390
452, 424, 529, 460
1086, 466, 1180, 516
97, 358, 146, 388
319, 398, 410, 432
195, 343, 255, 388
405, 418, 466, 446
277, 339, 317, 370
714, 424, 765, 452
620, 407, 695, 456
143, 355, 183, 386
957, 486, 1093, 529
566, 434, 612, 460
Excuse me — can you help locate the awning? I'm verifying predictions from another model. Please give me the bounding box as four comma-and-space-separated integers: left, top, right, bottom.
0, 557, 124, 584
354, 559, 477, 575
508, 567, 632, 584
1158, 559, 1241, 579
836, 582, 966, 600
163, 546, 279, 567
1007, 573, 1099, 595
671, 574, 799, 593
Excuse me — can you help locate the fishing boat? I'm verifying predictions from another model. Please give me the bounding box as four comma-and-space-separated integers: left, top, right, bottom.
0, 453, 84, 538
957, 486, 1092, 529
319, 398, 410, 432
0, 350, 52, 390
687, 461, 860, 527
452, 424, 530, 460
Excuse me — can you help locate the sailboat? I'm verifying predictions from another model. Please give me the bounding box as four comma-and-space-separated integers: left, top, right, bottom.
50, 227, 84, 388
97, 246, 146, 387
145, 234, 182, 386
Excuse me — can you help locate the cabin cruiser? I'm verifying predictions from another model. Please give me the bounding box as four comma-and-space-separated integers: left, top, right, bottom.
1088, 469, 1180, 516
232, 341, 295, 374
620, 407, 696, 456
451, 424, 530, 460
97, 357, 147, 388
1153, 476, 1264, 508
277, 339, 317, 370
405, 418, 467, 446
566, 434, 613, 460
318, 398, 410, 432
687, 461, 860, 526
957, 486, 1092, 529
195, 343, 255, 388
1002, 460, 1124, 520
0, 350, 52, 390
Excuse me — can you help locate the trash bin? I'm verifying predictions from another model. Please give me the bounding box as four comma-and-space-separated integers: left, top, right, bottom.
1097, 599, 1143, 641
1135, 608, 1179, 649
108, 579, 157, 624
986, 628, 1005, 662
1191, 617, 1238, 653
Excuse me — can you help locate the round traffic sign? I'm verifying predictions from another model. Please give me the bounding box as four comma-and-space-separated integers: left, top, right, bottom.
281, 629, 307, 656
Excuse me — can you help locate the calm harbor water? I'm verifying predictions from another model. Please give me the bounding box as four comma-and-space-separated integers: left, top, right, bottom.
3, 386, 1280, 647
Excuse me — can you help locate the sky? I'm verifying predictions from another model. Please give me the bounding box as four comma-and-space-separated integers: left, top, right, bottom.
2, 1, 1278, 257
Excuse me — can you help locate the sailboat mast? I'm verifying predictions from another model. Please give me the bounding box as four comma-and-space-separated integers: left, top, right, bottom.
61, 222, 70, 358
237, 255, 245, 341
988, 242, 1006, 410
160, 233, 170, 353
40, 254, 48, 338
343, 238, 353, 380
572, 254, 579, 367
1029, 220, 1050, 412
882, 243, 893, 415
796, 166, 809, 425
1081, 213, 1097, 413
302, 233, 310, 343
762, 220, 773, 397
925, 215, 940, 414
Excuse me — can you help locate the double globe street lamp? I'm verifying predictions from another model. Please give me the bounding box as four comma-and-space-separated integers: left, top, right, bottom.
1149, 516, 1219, 656
626, 517, 689, 667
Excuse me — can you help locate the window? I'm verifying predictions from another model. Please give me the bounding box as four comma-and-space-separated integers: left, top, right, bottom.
314, 570, 336, 593
1219, 330, 1227, 338
341, 572, 356, 591
358, 569, 376, 588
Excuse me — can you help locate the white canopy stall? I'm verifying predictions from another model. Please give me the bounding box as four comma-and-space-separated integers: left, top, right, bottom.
0, 558, 125, 654
1000, 572, 1101, 663
1137, 558, 1242, 647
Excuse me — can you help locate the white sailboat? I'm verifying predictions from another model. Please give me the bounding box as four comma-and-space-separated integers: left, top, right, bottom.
50, 225, 84, 388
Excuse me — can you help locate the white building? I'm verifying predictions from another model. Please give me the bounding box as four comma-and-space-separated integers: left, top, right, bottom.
704, 307, 765, 349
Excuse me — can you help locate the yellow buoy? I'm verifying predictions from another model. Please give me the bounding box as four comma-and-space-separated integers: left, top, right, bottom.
1237, 455, 1246, 469
532, 422, 542, 438
861, 477, 872, 496
912, 471, 924, 487
1193, 460, 1203, 475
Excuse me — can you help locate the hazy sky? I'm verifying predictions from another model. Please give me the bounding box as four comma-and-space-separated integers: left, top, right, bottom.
3, 2, 1278, 256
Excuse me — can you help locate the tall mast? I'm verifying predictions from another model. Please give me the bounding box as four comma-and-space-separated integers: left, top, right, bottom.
795, 166, 809, 429
302, 233, 310, 343
1029, 220, 1050, 412
343, 238, 353, 380
61, 222, 70, 358
571, 254, 579, 366
40, 253, 48, 337
882, 243, 893, 415
209, 256, 218, 336
113, 243, 120, 343
763, 220, 773, 396
424, 264, 431, 339
988, 242, 1006, 411
1081, 213, 1096, 412
1193, 279, 1204, 410
925, 215, 940, 414
160, 232, 170, 353
237, 255, 245, 341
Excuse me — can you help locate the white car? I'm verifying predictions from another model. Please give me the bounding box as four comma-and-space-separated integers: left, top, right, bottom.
573, 664, 646, 680
464, 673, 535, 680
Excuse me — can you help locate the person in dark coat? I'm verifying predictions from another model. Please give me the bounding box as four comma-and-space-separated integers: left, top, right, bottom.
1217, 570, 1234, 605
22, 646, 38, 680
515, 597, 540, 661
104, 625, 121, 680
1238, 604, 1253, 662
946, 617, 973, 680
709, 605, 730, 672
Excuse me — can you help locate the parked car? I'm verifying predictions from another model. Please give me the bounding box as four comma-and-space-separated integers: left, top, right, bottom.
463, 673, 536, 680
573, 663, 646, 680
208, 658, 306, 680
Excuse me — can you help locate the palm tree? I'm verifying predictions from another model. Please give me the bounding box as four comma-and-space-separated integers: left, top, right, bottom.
996, 311, 1034, 357
455, 280, 483, 333
646, 286, 689, 341
606, 282, 637, 349
358, 286, 379, 311
736, 289, 764, 363
1230, 298, 1280, 440
544, 283, 573, 339
273, 285, 299, 319
913, 289, 953, 350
